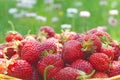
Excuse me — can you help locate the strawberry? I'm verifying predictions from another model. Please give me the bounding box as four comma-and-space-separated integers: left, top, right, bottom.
54, 67, 80, 80
4, 42, 16, 58
37, 54, 64, 80
39, 26, 55, 38
75, 34, 85, 43
54, 67, 95, 80
87, 30, 112, 44
111, 43, 120, 60
41, 38, 62, 56
108, 61, 120, 77
89, 53, 110, 72
62, 40, 85, 64
21, 40, 42, 64
4, 40, 23, 58
82, 34, 102, 53
71, 59, 93, 74
7, 60, 33, 80
5, 31, 23, 42
60, 30, 77, 44
87, 27, 107, 34
100, 47, 114, 60
92, 72, 109, 78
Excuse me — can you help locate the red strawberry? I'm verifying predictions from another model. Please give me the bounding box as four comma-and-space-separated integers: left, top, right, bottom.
60, 30, 77, 44
111, 43, 120, 60
7, 60, 33, 80
54, 67, 95, 80
100, 47, 114, 60
40, 26, 55, 38
92, 72, 108, 78
21, 40, 42, 64
41, 38, 62, 56
54, 67, 80, 80
75, 34, 85, 43
87, 30, 112, 44
5, 31, 23, 42
62, 40, 85, 64
71, 59, 93, 74
37, 54, 64, 80
87, 27, 107, 34
89, 53, 110, 72
108, 61, 120, 77
82, 34, 102, 53
4, 42, 16, 58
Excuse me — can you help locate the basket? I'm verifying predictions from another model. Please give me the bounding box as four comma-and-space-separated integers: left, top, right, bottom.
0, 74, 22, 80
87, 75, 120, 80
0, 74, 120, 80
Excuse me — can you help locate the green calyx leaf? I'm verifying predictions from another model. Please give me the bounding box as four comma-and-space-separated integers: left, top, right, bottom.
82, 39, 96, 52
60, 29, 71, 44
37, 31, 47, 42
7, 31, 18, 35
43, 48, 54, 55
99, 35, 111, 45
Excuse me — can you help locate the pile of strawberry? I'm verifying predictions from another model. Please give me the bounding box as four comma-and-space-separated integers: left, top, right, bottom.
0, 26, 120, 80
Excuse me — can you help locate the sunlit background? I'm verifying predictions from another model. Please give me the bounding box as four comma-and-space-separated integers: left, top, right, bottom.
0, 0, 120, 43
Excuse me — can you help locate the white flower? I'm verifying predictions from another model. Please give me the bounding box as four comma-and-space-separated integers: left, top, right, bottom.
8, 8, 18, 14
51, 16, 59, 23
67, 8, 78, 14
109, 10, 119, 15
44, 0, 54, 4
25, 12, 37, 17
20, 0, 37, 5
61, 24, 72, 29
67, 8, 78, 17
16, 0, 37, 8
99, 0, 108, 6
35, 16, 47, 22
108, 17, 118, 26
79, 11, 91, 17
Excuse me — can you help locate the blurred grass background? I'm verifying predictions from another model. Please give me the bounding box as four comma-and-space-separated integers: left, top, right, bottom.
0, 0, 120, 43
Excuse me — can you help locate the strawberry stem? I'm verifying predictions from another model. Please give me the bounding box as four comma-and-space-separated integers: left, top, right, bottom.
8, 20, 15, 31
44, 65, 54, 80
86, 70, 95, 78
76, 70, 95, 80
27, 30, 32, 35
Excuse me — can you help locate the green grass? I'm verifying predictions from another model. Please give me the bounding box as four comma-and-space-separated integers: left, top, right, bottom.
0, 0, 120, 43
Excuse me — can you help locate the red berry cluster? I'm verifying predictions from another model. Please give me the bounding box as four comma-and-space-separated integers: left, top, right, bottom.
0, 26, 120, 80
